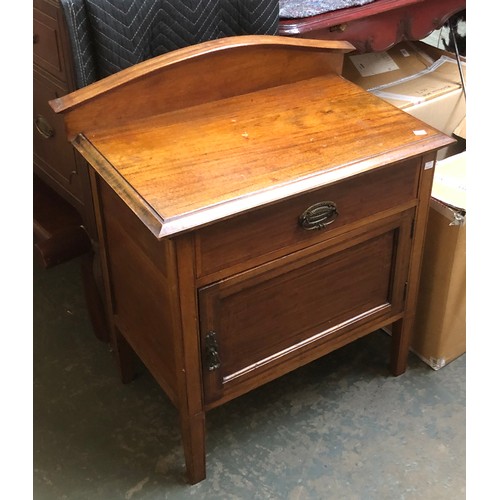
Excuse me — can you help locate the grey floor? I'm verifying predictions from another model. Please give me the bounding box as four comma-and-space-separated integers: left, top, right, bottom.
33, 256, 466, 499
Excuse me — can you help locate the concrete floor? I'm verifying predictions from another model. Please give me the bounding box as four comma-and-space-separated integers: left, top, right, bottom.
33, 256, 465, 499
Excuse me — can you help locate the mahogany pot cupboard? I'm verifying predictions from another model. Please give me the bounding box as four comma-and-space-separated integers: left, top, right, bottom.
33, 0, 465, 346
51, 36, 454, 483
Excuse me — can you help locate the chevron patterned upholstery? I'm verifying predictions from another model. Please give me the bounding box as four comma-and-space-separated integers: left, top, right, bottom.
60, 0, 280, 88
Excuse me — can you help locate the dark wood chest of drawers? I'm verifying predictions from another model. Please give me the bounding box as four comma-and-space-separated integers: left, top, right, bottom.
34, 0, 81, 201
51, 36, 454, 484
33, 0, 95, 266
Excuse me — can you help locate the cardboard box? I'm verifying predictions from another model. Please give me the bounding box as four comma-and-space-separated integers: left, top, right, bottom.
343, 41, 466, 158
412, 152, 466, 369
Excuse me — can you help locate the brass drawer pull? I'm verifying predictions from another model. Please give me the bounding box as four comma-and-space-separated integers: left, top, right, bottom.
35, 115, 55, 139
299, 201, 338, 230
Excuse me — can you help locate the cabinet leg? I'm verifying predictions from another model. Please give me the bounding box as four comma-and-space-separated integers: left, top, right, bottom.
179, 410, 206, 484
389, 317, 413, 376
113, 327, 138, 384
80, 251, 110, 343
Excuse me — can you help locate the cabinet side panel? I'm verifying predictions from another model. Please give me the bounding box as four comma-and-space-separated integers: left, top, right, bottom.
99, 181, 177, 404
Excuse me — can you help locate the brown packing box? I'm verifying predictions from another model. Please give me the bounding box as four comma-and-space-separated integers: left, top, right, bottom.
413, 152, 466, 369
343, 41, 466, 369
342, 41, 466, 158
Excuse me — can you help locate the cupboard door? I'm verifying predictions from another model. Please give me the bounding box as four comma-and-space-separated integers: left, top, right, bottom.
199, 211, 414, 407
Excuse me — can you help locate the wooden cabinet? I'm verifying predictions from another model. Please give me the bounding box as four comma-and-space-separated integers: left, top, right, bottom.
33, 0, 95, 264
51, 36, 454, 484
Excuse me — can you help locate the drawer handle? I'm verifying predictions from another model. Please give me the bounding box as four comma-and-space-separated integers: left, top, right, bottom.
299, 201, 338, 230
35, 115, 55, 139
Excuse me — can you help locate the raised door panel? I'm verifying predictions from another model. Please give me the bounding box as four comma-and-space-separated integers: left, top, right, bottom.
98, 181, 177, 404
199, 211, 414, 407
34, 12, 63, 79
33, 0, 68, 83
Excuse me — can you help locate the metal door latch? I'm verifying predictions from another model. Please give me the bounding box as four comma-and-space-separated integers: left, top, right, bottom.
205, 331, 221, 371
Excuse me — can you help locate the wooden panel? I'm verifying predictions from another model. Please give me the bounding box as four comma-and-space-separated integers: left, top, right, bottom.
33, 4, 64, 79
196, 158, 419, 278
100, 184, 177, 404
100, 182, 168, 277
50, 36, 354, 140
199, 213, 413, 405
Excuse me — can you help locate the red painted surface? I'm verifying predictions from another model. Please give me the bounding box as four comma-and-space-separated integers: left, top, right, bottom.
279, 0, 465, 52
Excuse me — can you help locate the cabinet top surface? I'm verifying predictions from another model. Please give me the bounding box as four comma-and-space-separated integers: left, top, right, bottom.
83, 75, 449, 236
54, 37, 454, 237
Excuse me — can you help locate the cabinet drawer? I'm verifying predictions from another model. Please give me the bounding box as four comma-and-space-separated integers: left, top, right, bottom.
199, 213, 413, 406
196, 159, 420, 278
34, 71, 84, 205
34, 4, 67, 82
